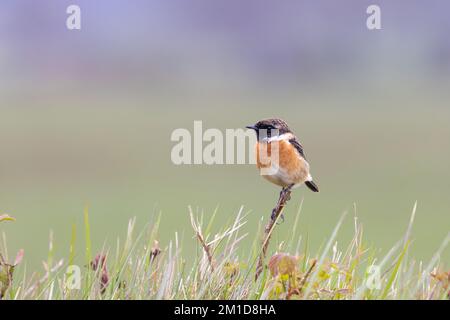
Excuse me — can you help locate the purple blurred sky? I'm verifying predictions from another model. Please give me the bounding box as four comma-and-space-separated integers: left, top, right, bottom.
1, 0, 449, 96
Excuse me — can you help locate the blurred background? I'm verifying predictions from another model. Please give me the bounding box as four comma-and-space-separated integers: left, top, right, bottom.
1, 0, 449, 269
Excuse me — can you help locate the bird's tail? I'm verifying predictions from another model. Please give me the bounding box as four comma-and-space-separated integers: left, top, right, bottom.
305, 180, 319, 192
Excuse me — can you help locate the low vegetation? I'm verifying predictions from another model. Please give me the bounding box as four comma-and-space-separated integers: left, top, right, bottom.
0, 204, 449, 300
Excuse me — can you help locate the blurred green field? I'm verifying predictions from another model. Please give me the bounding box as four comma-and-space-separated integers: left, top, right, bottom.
1, 83, 450, 270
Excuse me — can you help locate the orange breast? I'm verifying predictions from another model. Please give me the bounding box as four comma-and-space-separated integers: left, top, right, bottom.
256, 141, 271, 169
256, 140, 309, 185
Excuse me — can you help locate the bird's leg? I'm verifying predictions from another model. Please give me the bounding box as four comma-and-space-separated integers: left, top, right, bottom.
282, 186, 292, 201
280, 185, 294, 221
271, 185, 293, 222
278, 188, 287, 223
270, 188, 285, 220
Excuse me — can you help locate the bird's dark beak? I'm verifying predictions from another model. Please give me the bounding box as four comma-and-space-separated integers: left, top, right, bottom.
246, 125, 257, 130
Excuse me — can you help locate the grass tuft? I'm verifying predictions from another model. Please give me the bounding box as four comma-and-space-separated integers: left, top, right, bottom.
0, 203, 448, 300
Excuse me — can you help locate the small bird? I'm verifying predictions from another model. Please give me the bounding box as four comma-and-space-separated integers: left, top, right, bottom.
246, 118, 319, 217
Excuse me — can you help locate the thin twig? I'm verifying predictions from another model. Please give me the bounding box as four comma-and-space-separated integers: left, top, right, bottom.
196, 232, 215, 272
189, 207, 215, 272
299, 259, 317, 291
255, 186, 292, 280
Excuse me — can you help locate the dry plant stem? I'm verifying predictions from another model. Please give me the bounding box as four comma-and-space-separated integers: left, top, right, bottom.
299, 259, 317, 291
189, 208, 215, 273
255, 186, 293, 281
22, 259, 64, 298
196, 232, 215, 272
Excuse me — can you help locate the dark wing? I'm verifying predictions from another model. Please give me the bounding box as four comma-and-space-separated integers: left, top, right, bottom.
289, 138, 306, 159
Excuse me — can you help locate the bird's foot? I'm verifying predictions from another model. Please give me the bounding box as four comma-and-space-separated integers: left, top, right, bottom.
271, 186, 293, 222
280, 187, 292, 201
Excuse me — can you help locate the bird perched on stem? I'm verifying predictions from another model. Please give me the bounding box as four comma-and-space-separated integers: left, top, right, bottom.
246, 118, 319, 220
247, 118, 319, 280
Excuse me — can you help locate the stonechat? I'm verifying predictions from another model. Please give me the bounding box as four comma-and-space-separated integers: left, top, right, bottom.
246, 118, 319, 198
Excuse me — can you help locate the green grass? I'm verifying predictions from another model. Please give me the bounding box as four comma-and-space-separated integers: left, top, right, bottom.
1, 203, 448, 300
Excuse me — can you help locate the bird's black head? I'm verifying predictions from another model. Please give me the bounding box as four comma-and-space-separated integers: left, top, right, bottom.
246, 118, 291, 140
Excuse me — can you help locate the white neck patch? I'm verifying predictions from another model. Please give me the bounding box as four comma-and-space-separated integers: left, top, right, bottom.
262, 132, 293, 143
